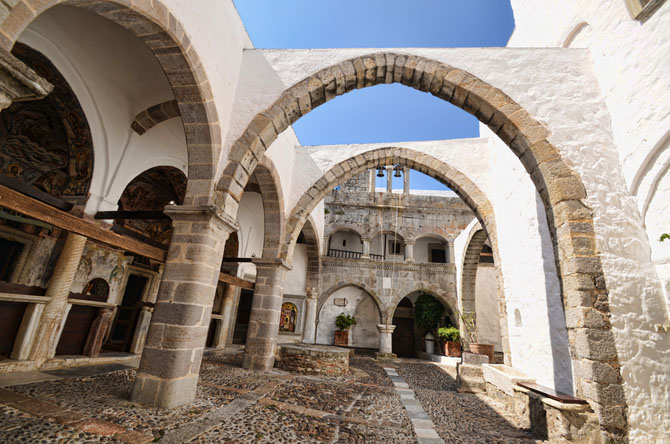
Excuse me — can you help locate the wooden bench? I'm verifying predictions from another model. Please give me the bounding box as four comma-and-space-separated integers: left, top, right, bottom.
516, 382, 588, 405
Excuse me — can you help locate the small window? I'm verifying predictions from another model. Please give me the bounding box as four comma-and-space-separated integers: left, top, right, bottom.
389, 241, 402, 255
342, 239, 347, 247
626, 0, 666, 21
429, 249, 446, 263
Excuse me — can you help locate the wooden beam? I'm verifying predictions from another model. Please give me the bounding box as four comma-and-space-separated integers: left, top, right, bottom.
0, 184, 167, 262
0, 174, 73, 211
219, 272, 254, 290
94, 210, 169, 220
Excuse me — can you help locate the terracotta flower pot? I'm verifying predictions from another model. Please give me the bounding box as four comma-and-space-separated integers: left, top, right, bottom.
443, 341, 462, 357
334, 330, 349, 347
469, 343, 494, 363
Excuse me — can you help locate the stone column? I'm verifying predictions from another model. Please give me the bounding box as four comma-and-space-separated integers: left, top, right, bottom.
129, 305, 153, 354
404, 240, 415, 263
302, 287, 319, 344
361, 238, 371, 259
403, 166, 410, 196
10, 304, 44, 360
368, 169, 375, 194
447, 241, 455, 264
83, 307, 114, 357
375, 324, 396, 360
386, 167, 393, 193
243, 259, 290, 371
29, 232, 87, 366
212, 283, 236, 348
131, 206, 237, 409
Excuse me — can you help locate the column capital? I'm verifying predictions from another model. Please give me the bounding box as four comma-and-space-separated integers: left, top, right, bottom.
163, 204, 238, 232
305, 287, 320, 299
403, 239, 416, 245
252, 257, 292, 271
377, 324, 396, 334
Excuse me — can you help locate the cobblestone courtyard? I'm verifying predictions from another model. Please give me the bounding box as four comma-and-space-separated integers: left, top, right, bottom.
0, 353, 545, 443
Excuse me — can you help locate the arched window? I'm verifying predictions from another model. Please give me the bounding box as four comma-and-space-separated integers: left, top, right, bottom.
82, 278, 109, 302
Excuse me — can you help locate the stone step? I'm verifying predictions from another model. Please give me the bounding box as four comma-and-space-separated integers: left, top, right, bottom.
458, 363, 483, 378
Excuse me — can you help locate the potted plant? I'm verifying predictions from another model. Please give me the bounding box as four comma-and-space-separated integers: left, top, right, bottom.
414, 293, 444, 351
334, 313, 356, 346
459, 310, 494, 363
437, 326, 462, 357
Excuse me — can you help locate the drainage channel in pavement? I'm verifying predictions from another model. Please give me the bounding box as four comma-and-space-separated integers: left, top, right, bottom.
384, 366, 444, 444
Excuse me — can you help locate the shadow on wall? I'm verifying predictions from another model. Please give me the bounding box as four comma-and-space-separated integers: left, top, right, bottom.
535, 193, 574, 394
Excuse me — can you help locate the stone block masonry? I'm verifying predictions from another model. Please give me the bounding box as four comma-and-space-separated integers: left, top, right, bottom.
278, 343, 349, 376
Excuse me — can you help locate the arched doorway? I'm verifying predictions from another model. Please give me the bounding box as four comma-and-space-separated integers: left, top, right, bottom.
392, 297, 414, 358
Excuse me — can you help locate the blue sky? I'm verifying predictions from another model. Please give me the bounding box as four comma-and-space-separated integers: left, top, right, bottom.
233, 1, 515, 189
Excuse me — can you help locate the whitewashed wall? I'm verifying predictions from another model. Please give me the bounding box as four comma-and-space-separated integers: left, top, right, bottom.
475, 263, 502, 352
508, 2, 670, 440
316, 286, 380, 348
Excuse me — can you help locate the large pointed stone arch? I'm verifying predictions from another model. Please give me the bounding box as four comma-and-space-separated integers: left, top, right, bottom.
217, 53, 627, 441
0, 0, 221, 205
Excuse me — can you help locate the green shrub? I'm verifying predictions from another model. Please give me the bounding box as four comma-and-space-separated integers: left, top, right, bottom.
335, 313, 356, 331
437, 326, 460, 342
414, 293, 444, 331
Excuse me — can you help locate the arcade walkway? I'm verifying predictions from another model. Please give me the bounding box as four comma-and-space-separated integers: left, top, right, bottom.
0, 352, 545, 443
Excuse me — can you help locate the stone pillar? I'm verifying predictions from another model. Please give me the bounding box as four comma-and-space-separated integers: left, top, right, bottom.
302, 287, 319, 344
403, 166, 410, 196
212, 284, 236, 348
386, 166, 393, 193
129, 305, 153, 354
376, 324, 396, 360
10, 304, 44, 360
29, 232, 87, 366
243, 259, 290, 371
447, 241, 455, 264
361, 238, 371, 259
404, 241, 415, 263
368, 169, 375, 194
131, 206, 237, 408
83, 307, 114, 357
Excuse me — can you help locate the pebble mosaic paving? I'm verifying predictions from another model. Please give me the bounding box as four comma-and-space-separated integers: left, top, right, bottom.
0, 352, 546, 443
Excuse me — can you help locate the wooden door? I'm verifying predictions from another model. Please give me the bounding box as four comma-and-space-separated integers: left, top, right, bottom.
106, 274, 148, 352
233, 289, 253, 344
392, 317, 415, 358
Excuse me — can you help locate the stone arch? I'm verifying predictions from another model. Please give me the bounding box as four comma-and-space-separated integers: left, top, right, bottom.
460, 222, 489, 317
1, 0, 220, 205
300, 216, 321, 291
413, 229, 452, 244
316, 281, 383, 324
248, 156, 284, 260
284, 148, 500, 267
388, 285, 454, 324
217, 53, 625, 438
368, 228, 406, 241
131, 99, 180, 135
324, 225, 364, 256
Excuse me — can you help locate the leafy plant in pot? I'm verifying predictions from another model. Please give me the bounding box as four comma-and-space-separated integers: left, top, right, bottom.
414, 293, 444, 351
437, 326, 461, 357
459, 310, 494, 363
334, 313, 356, 347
